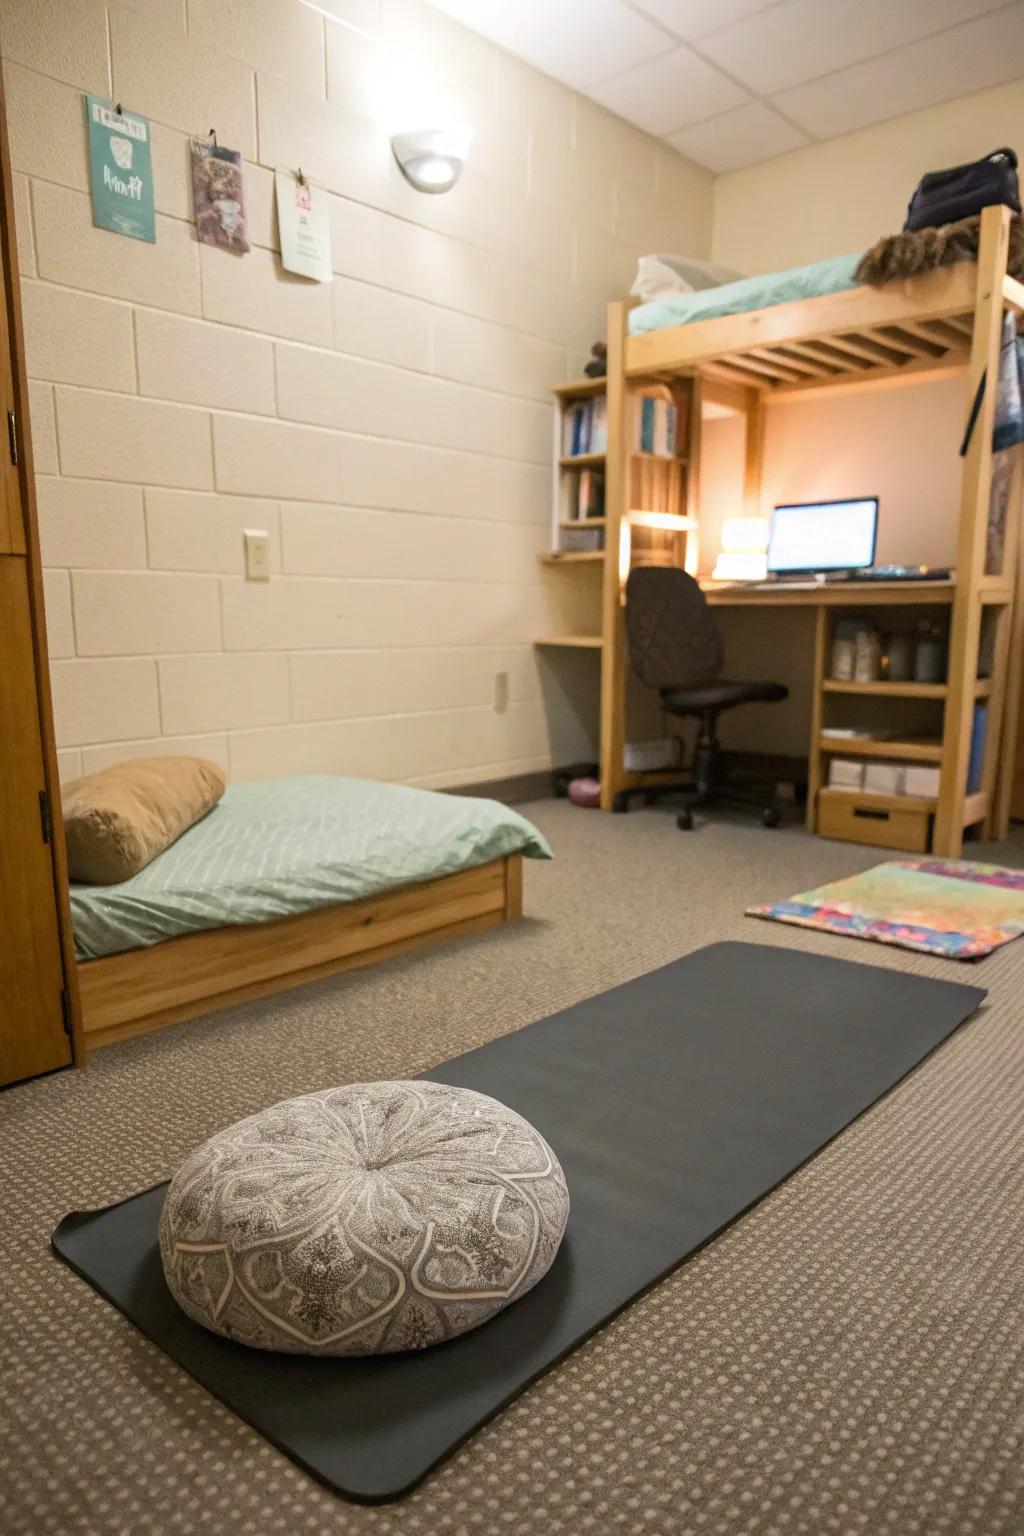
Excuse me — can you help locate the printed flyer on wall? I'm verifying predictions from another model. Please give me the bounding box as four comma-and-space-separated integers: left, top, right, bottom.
191, 139, 249, 253
85, 95, 155, 243
275, 169, 332, 281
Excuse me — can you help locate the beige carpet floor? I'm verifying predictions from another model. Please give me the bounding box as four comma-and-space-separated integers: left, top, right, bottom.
3, 801, 1024, 1535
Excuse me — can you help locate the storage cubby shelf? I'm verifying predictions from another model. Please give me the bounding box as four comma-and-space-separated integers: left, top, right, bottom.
533, 635, 604, 649
819, 736, 943, 762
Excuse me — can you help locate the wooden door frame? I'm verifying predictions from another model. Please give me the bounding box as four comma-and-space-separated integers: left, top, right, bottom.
0, 76, 83, 1061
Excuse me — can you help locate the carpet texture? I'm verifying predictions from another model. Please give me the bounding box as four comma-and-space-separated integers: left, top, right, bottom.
4, 802, 1024, 1534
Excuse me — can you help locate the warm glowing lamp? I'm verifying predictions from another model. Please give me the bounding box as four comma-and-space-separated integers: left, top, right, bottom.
712, 516, 769, 582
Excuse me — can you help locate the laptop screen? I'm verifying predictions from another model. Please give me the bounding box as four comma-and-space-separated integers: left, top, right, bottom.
767, 497, 878, 575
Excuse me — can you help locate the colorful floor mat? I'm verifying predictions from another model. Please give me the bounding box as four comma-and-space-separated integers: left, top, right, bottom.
748, 858, 1024, 959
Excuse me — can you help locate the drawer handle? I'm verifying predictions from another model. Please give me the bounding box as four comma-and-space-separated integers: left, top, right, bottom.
853, 807, 890, 822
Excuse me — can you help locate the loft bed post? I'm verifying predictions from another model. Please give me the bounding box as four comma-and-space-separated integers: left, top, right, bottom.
934, 203, 1013, 857
599, 299, 629, 811
683, 373, 703, 575
742, 387, 764, 518
991, 453, 1024, 837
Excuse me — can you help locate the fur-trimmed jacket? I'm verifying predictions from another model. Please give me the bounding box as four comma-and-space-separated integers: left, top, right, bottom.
855, 213, 1024, 286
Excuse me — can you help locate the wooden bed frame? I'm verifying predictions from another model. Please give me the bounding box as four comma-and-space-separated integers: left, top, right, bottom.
77, 854, 524, 1050
594, 209, 1024, 852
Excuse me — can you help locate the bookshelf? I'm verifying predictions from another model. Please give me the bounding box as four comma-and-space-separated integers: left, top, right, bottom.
536, 340, 702, 795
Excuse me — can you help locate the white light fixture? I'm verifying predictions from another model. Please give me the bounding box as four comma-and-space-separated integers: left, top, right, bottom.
712, 516, 769, 582
391, 126, 472, 193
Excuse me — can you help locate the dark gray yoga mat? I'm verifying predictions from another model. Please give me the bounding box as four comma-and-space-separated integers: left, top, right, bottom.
53, 942, 984, 1502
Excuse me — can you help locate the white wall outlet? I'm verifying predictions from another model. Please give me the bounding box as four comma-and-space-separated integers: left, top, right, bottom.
244, 528, 271, 581
493, 670, 509, 714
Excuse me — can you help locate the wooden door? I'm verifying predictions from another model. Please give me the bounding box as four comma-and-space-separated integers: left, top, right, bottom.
0, 228, 23, 553
0, 555, 71, 1082
0, 71, 79, 1085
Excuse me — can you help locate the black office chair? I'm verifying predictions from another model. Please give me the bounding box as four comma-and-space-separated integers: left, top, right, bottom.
618, 566, 789, 830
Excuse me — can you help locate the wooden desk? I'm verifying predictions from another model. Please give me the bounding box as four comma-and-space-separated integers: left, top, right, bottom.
701, 578, 957, 607
692, 576, 1013, 852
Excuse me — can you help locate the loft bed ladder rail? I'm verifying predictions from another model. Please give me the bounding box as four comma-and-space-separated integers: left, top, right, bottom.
598, 300, 630, 812
598, 301, 700, 810
935, 203, 1019, 856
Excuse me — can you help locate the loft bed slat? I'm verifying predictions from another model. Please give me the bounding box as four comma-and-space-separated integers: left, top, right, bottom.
747, 346, 825, 378
829, 332, 911, 366
939, 314, 975, 337
900, 317, 971, 350
721, 351, 806, 383
769, 345, 841, 377
774, 339, 847, 373
701, 359, 777, 389
875, 323, 948, 358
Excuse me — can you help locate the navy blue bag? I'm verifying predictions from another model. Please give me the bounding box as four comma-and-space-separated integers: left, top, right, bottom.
905, 148, 1020, 232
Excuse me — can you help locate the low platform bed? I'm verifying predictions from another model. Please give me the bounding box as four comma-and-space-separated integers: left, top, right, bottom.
78, 855, 523, 1048
71, 774, 549, 1049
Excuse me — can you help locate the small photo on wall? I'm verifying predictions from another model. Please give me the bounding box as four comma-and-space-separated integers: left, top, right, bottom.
191, 140, 249, 253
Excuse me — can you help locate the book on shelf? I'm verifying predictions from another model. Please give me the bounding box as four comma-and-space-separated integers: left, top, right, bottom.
562, 397, 607, 457
630, 394, 679, 456
574, 468, 605, 521
560, 524, 604, 553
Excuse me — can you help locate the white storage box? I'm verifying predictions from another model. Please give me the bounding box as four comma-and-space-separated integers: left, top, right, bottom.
864, 761, 905, 796
903, 764, 941, 798
828, 758, 865, 790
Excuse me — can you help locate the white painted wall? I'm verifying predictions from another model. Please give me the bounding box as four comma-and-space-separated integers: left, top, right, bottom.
1, 0, 714, 786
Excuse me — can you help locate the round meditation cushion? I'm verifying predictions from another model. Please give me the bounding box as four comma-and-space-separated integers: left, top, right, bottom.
159, 1081, 570, 1355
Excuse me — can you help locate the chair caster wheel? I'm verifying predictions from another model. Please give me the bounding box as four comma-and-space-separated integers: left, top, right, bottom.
612, 792, 630, 813
763, 806, 781, 828
676, 808, 694, 831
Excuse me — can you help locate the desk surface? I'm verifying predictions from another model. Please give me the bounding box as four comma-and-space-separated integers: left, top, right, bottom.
700, 579, 956, 608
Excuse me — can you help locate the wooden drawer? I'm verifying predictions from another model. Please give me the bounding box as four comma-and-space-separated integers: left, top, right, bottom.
817, 789, 932, 852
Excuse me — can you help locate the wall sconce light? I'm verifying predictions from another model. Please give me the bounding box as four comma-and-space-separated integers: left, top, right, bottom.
391, 126, 472, 193
712, 516, 769, 582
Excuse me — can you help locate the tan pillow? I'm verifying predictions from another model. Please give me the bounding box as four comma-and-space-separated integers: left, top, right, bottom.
63, 756, 227, 885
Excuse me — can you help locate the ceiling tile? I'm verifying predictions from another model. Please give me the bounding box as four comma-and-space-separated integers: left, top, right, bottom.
773, 3, 1024, 138
696, 0, 1009, 96
628, 0, 782, 42
666, 100, 809, 172
588, 45, 749, 136
426, 0, 673, 90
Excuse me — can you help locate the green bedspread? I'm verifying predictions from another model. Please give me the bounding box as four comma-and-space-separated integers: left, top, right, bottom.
71, 775, 552, 961
628, 252, 862, 335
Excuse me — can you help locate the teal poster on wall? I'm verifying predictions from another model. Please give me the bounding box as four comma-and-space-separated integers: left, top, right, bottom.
85, 95, 155, 242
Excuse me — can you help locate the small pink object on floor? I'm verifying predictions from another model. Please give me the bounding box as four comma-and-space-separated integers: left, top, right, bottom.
568, 777, 601, 808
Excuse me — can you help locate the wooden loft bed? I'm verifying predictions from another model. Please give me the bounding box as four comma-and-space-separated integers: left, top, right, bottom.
591, 204, 1024, 854
77, 854, 524, 1050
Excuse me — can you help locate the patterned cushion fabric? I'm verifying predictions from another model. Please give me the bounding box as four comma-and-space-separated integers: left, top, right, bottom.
159, 1081, 570, 1355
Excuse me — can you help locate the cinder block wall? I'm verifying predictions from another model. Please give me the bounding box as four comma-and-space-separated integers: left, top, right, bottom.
1, 0, 712, 787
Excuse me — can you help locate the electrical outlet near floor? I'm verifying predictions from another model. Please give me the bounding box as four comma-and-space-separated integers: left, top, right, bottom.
493, 670, 509, 714
244, 528, 271, 581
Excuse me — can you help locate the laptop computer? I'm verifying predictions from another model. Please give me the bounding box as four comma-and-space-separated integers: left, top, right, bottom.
766, 496, 878, 581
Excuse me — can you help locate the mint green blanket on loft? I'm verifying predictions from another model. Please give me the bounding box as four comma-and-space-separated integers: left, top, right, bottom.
70, 775, 553, 961
628, 252, 862, 335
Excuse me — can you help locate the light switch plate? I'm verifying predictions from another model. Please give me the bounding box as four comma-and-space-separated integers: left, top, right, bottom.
244, 528, 271, 581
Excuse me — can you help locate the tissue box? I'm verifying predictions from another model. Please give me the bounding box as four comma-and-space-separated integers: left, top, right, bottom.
864, 761, 905, 796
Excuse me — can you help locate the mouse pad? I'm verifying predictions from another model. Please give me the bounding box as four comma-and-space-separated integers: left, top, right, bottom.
53, 942, 985, 1502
